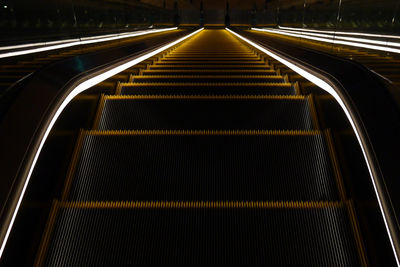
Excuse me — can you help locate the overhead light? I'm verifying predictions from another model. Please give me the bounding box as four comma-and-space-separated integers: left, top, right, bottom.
0, 27, 204, 259
226, 27, 400, 266
0, 27, 178, 59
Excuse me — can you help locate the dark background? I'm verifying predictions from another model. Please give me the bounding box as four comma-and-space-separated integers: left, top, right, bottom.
0, 0, 399, 45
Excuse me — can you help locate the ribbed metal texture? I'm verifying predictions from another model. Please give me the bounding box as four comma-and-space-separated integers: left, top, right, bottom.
154, 61, 268, 65
69, 135, 338, 201
140, 70, 277, 75
147, 65, 271, 70
98, 99, 312, 130
44, 207, 360, 266
131, 76, 285, 83
121, 84, 295, 95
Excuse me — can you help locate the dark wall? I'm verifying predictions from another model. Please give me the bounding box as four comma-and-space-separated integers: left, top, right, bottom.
2, 0, 398, 46
262, 0, 400, 34
0, 0, 174, 45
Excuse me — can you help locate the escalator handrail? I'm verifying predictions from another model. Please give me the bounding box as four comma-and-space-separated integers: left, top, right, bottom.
0, 28, 200, 258
229, 27, 400, 265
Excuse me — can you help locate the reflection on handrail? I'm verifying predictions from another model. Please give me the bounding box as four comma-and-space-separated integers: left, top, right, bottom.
0, 27, 178, 59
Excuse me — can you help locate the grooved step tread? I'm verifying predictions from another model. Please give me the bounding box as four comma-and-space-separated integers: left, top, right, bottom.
163, 56, 260, 59
66, 134, 338, 201
120, 82, 295, 95
160, 58, 262, 61
121, 82, 291, 86
154, 61, 268, 65
131, 75, 285, 83
133, 75, 283, 78
148, 65, 273, 70
140, 69, 277, 75
59, 200, 342, 209
98, 98, 313, 130
42, 206, 360, 266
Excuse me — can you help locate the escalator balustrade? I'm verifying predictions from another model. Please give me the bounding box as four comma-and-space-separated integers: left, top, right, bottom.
26, 29, 370, 266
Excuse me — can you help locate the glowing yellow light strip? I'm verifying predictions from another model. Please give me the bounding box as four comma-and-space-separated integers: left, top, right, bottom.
226, 27, 400, 266
0, 27, 204, 259
252, 27, 400, 54
0, 27, 178, 59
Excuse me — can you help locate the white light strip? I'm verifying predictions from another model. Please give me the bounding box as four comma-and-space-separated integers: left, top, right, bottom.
226, 27, 400, 266
0, 27, 204, 259
279, 25, 400, 40
0, 38, 81, 51
0, 27, 178, 59
276, 28, 400, 48
252, 27, 400, 54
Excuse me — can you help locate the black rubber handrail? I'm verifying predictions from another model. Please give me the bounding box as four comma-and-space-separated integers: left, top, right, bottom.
235, 27, 400, 264
0, 28, 193, 256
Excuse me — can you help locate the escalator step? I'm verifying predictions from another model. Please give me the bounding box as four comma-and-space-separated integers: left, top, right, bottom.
148, 65, 271, 70
131, 75, 285, 83
162, 57, 260, 60
140, 69, 277, 75
42, 204, 360, 266
67, 133, 339, 201
98, 97, 313, 130
154, 61, 268, 65
120, 83, 295, 95
160, 57, 261, 61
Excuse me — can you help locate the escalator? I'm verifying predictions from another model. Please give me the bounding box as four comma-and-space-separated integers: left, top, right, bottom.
0, 28, 184, 97
247, 29, 400, 87
2, 29, 385, 266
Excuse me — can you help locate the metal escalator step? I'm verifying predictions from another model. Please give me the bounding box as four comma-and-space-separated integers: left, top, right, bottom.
120, 83, 295, 95
42, 203, 360, 266
131, 75, 285, 83
167, 53, 256, 56
148, 65, 271, 70
154, 61, 267, 65
163, 56, 260, 60
66, 132, 338, 201
160, 57, 262, 61
98, 96, 313, 130
140, 69, 277, 75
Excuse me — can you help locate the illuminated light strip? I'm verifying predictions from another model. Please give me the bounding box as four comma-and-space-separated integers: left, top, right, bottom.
0, 27, 178, 59
0, 28, 175, 51
276, 28, 400, 48
0, 27, 204, 259
252, 27, 400, 54
279, 25, 400, 40
0, 38, 81, 51
226, 27, 400, 266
